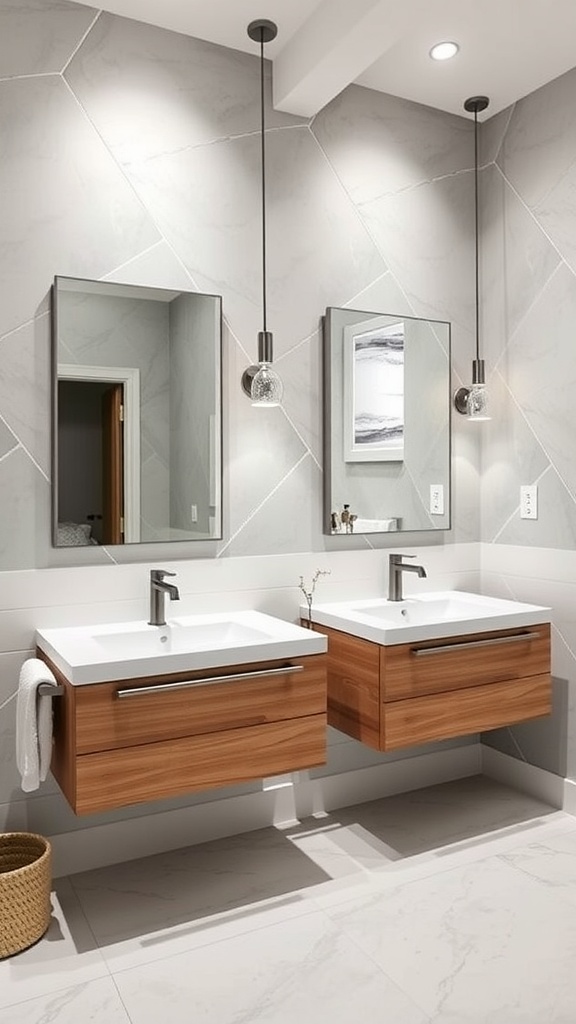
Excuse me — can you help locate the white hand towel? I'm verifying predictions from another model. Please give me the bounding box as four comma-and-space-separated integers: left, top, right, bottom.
16, 658, 58, 792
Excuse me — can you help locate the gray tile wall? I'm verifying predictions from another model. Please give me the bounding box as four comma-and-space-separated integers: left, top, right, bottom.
0, 0, 483, 838
479, 68, 576, 776
0, 0, 477, 573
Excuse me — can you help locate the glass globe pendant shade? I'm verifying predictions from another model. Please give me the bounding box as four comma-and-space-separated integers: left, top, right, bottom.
467, 382, 489, 420
454, 358, 491, 420
241, 330, 283, 406
251, 362, 283, 406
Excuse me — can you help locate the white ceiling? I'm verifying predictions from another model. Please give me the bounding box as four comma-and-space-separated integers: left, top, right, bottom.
74, 0, 576, 120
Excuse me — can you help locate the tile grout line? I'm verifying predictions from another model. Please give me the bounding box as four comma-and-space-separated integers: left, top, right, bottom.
59, 10, 102, 76
217, 452, 310, 557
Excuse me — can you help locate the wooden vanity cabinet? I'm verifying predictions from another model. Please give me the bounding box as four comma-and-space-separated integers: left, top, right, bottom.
39, 653, 327, 814
307, 622, 551, 751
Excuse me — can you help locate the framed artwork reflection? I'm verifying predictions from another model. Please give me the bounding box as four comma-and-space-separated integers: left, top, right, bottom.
343, 316, 404, 463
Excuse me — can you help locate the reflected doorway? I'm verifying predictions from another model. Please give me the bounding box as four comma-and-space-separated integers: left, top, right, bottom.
56, 365, 140, 545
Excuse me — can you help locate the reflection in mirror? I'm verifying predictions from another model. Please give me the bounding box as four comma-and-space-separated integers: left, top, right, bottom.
324, 307, 451, 535
52, 276, 222, 546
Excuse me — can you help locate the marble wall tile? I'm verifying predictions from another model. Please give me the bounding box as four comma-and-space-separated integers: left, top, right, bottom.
121, 126, 387, 358
449, 422, 481, 545
503, 263, 576, 499
103, 240, 196, 290
495, 466, 576, 549
223, 453, 323, 558
0, 448, 50, 570
479, 79, 576, 777
312, 84, 471, 205
483, 670, 569, 777
0, 1, 484, 844
0, 314, 51, 477
65, 12, 306, 166
479, 104, 514, 166
223, 334, 309, 540
498, 66, 576, 273
356, 173, 475, 386
481, 556, 576, 779
0, 416, 17, 458
0, 76, 160, 339
480, 163, 561, 369
276, 331, 322, 467
481, 372, 550, 542
344, 270, 416, 318
0, 0, 96, 79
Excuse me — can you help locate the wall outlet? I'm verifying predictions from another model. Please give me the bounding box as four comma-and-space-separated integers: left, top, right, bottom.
520, 485, 538, 520
190, 504, 198, 523
429, 483, 444, 516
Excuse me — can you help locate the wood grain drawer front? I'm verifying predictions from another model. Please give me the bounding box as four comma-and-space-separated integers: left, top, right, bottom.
381, 673, 551, 750
381, 624, 550, 701
74, 656, 326, 754
310, 624, 381, 749
74, 715, 326, 815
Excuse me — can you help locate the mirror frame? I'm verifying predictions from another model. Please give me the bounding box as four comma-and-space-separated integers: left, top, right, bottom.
51, 275, 223, 548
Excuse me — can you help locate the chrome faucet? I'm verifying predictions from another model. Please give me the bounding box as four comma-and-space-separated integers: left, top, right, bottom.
149, 569, 180, 626
388, 553, 427, 602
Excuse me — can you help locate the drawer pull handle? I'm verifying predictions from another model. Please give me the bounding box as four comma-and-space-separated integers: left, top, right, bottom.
116, 663, 304, 699
411, 631, 541, 657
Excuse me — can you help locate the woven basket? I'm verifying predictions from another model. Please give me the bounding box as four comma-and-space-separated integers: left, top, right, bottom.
0, 833, 52, 958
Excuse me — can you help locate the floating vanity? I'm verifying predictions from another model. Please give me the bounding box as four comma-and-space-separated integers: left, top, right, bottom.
302, 591, 551, 752
36, 611, 327, 815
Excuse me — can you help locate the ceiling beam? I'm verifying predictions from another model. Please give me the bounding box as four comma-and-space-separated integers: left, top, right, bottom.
273, 0, 404, 117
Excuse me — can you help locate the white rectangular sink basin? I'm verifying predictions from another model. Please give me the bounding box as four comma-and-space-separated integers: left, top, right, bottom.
36, 611, 327, 684
302, 591, 550, 646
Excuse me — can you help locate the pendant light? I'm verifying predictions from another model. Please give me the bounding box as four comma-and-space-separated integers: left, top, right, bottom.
241, 19, 283, 407
454, 95, 490, 421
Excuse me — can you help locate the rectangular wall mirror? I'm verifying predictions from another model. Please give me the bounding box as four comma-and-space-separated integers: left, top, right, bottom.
52, 276, 222, 547
324, 307, 451, 535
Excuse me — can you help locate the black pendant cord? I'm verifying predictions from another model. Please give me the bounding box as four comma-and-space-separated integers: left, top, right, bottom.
259, 30, 268, 337
473, 106, 480, 365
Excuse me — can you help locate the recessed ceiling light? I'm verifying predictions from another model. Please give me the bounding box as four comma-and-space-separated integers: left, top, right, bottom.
429, 41, 459, 61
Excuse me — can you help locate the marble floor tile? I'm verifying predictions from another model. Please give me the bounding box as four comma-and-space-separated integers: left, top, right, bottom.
0, 977, 131, 1024
112, 910, 431, 1024
499, 827, 576, 904
316, 775, 559, 858
69, 827, 329, 969
310, 810, 576, 912
4, 776, 575, 1023
0, 878, 108, 1009
326, 853, 576, 1023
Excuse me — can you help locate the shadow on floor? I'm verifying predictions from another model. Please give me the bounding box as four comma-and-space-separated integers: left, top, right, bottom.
64, 774, 558, 949
302, 774, 558, 857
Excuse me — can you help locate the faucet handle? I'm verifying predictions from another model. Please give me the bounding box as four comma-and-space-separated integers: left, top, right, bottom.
390, 553, 416, 562
151, 568, 176, 580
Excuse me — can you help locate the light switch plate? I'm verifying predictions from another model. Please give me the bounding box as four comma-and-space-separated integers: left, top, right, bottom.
520, 485, 538, 519
429, 483, 444, 515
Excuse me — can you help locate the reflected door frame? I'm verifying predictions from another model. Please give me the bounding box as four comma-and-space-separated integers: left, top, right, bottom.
58, 364, 141, 543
